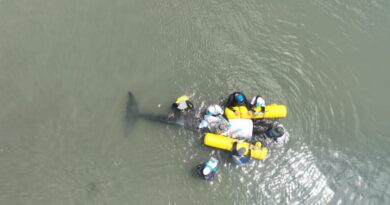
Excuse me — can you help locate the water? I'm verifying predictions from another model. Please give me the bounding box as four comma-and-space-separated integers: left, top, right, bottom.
1, 0, 390, 204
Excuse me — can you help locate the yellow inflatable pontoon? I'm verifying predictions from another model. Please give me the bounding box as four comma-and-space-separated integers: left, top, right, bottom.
204, 133, 268, 160
224, 104, 287, 120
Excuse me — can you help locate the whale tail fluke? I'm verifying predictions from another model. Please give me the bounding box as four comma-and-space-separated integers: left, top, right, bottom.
126, 92, 139, 129
125, 91, 196, 134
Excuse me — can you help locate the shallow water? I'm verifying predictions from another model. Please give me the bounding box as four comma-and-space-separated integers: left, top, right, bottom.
1, 0, 390, 204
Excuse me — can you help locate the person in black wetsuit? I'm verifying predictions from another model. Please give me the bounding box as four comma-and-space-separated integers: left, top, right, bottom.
196, 157, 218, 181
225, 92, 255, 117
166, 95, 201, 131
253, 120, 288, 147
265, 121, 287, 144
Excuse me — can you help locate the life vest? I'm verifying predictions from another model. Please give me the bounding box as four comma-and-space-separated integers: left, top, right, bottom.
251, 96, 265, 107
201, 157, 218, 178
204, 157, 218, 173
172, 95, 193, 111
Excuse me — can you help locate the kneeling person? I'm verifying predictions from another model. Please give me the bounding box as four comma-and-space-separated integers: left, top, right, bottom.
231, 141, 252, 165
172, 95, 194, 113
251, 95, 266, 115
198, 104, 230, 134
266, 121, 287, 143
196, 157, 218, 181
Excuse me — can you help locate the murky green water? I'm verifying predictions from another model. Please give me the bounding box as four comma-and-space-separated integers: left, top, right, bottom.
1, 0, 390, 204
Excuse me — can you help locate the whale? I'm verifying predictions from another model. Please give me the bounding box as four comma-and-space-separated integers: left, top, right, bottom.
125, 92, 282, 143
126, 92, 200, 132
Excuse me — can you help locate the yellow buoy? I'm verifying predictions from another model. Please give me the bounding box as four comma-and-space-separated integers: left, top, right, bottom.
203, 133, 268, 160
224, 104, 287, 120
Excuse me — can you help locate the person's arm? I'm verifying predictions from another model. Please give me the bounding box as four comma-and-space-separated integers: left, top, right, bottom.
196, 163, 206, 176
225, 93, 236, 111
232, 141, 238, 155
228, 128, 242, 139
186, 101, 194, 111
245, 100, 256, 112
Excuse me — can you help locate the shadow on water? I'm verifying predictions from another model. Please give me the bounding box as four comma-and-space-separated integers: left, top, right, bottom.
86, 182, 101, 199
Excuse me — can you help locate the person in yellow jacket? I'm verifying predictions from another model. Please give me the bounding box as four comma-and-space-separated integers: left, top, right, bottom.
171, 95, 194, 113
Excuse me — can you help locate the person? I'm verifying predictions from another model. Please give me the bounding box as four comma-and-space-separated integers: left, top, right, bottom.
196, 157, 218, 181
164, 95, 203, 131
169, 95, 195, 120
171, 95, 194, 113
265, 121, 288, 144
231, 141, 252, 165
225, 92, 255, 116
251, 95, 266, 115
252, 118, 273, 136
198, 104, 247, 138
198, 104, 230, 134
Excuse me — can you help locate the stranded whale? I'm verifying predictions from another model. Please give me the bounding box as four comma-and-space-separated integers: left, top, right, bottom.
126, 92, 200, 131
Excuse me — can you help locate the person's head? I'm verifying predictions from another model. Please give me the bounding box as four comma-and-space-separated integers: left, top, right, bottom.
207, 104, 223, 116
235, 93, 245, 104
275, 127, 284, 135
251, 96, 265, 107
272, 123, 285, 138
